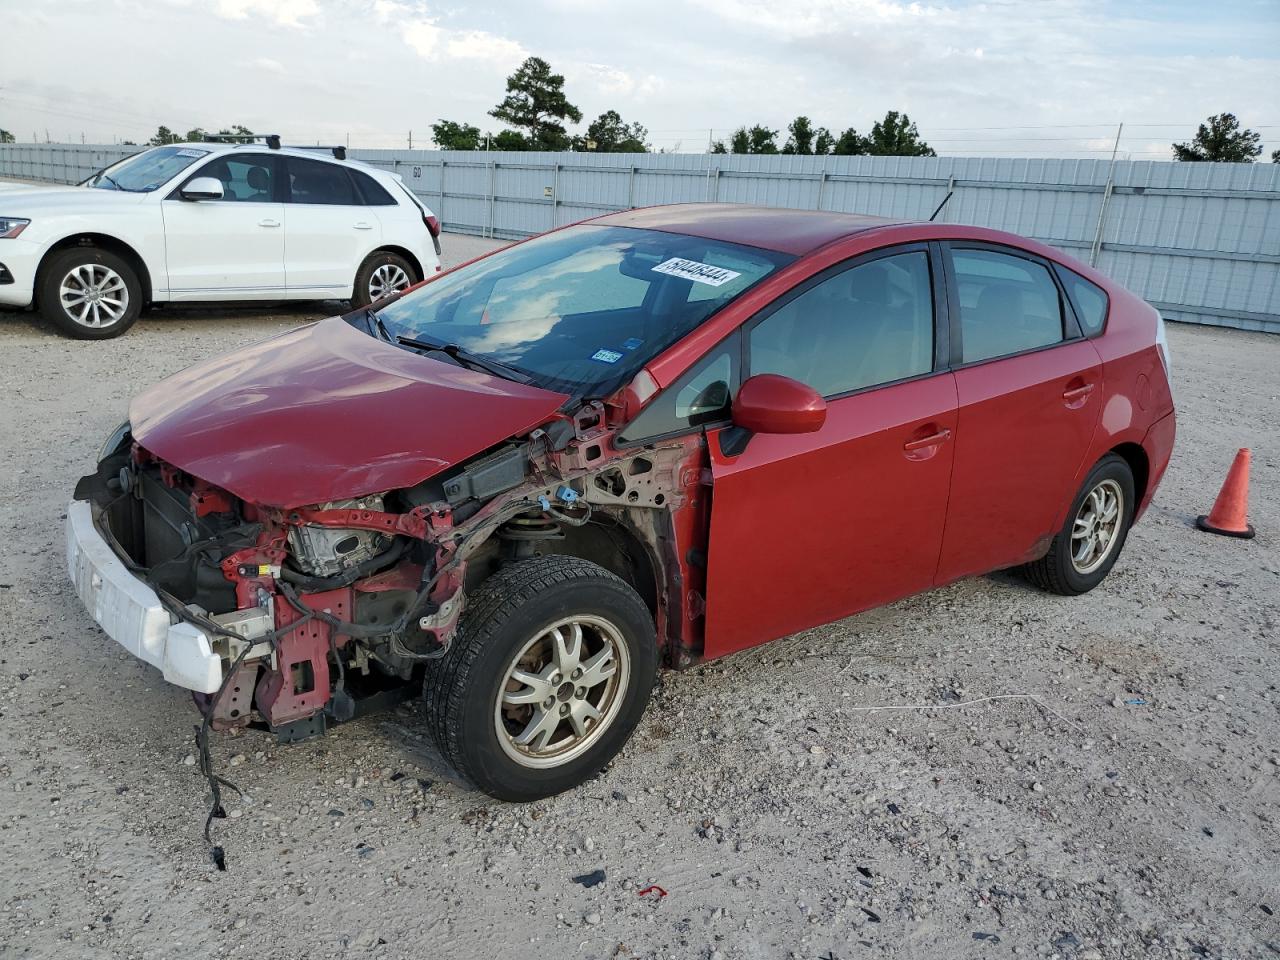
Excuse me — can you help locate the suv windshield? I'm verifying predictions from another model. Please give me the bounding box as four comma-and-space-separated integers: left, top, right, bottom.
374, 224, 792, 397
86, 145, 212, 192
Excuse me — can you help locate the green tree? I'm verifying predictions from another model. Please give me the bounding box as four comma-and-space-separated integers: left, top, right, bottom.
782, 116, 832, 155
866, 111, 935, 156
728, 125, 779, 154
431, 120, 482, 150
709, 139, 728, 154
1173, 113, 1263, 162
1273, 148, 1280, 163
490, 129, 529, 151
831, 127, 869, 155
0, 128, 15, 143
581, 110, 649, 152
185, 127, 208, 143
217, 125, 254, 144
149, 125, 181, 146
489, 56, 582, 151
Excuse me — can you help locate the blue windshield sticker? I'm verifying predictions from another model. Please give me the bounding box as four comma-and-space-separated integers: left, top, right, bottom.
622, 337, 643, 350
591, 349, 623, 364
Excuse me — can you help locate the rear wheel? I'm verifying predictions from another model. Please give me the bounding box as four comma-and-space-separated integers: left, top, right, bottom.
423, 556, 658, 801
1021, 453, 1135, 595
352, 251, 416, 308
39, 247, 142, 339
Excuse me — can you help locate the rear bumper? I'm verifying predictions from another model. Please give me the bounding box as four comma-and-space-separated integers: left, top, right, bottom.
65, 499, 223, 693
1136, 409, 1176, 521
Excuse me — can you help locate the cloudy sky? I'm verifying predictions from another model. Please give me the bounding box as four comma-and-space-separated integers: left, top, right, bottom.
2, 0, 1277, 158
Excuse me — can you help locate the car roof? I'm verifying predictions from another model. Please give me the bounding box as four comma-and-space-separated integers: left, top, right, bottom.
591, 203, 910, 256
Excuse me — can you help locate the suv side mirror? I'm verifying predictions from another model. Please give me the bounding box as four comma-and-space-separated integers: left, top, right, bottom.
731, 374, 826, 435
180, 177, 224, 201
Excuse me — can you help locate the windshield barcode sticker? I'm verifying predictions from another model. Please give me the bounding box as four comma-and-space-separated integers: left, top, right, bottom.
591, 349, 623, 364
652, 258, 742, 287
175, 148, 210, 158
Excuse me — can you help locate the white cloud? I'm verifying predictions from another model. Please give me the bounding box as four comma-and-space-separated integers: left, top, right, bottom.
445, 30, 528, 66
214, 0, 319, 28
402, 19, 442, 57
252, 57, 286, 73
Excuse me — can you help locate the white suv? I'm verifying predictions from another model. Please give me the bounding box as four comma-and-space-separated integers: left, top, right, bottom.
0, 139, 442, 339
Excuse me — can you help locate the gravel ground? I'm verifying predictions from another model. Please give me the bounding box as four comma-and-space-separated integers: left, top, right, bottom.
1, 234, 1277, 960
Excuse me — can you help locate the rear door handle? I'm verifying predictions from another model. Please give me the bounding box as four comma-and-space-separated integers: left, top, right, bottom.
903, 428, 952, 452
354, 221, 373, 230
258, 218, 281, 228
1063, 383, 1095, 404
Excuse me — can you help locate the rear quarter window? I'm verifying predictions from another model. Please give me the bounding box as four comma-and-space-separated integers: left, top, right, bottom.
1057, 267, 1110, 336
352, 170, 397, 206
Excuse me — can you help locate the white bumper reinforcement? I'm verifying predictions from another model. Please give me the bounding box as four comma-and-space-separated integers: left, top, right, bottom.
65, 500, 223, 694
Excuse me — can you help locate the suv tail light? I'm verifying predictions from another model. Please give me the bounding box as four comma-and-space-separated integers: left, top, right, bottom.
424, 214, 441, 238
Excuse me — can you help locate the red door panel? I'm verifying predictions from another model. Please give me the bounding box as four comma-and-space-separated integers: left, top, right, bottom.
703, 373, 958, 659
935, 339, 1103, 583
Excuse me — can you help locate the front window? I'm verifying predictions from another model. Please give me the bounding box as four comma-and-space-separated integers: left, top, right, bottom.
86, 145, 212, 193
374, 225, 791, 397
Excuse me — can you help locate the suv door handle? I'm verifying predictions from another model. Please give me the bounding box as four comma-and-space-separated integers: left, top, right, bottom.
258, 218, 281, 228
354, 221, 373, 230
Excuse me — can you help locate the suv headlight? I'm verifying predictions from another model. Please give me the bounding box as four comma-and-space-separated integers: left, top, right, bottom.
0, 217, 30, 239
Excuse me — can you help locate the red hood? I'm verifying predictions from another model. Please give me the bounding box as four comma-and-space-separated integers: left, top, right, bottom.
130, 317, 568, 508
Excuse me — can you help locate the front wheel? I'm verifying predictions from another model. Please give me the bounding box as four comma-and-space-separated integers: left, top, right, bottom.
38, 247, 142, 339
1020, 453, 1135, 596
351, 251, 416, 308
423, 556, 658, 801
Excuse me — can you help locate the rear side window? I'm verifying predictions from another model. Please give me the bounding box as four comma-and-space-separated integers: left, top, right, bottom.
951, 248, 1064, 364
1057, 267, 1109, 336
352, 170, 397, 206
286, 157, 358, 205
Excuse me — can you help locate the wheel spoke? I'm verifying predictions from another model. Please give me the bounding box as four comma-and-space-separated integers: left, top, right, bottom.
577, 646, 616, 689
552, 623, 582, 674
513, 705, 561, 751
567, 699, 601, 738
502, 669, 551, 706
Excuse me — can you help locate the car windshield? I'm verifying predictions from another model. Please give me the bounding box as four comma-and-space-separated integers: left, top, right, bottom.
86, 145, 212, 192
374, 224, 792, 397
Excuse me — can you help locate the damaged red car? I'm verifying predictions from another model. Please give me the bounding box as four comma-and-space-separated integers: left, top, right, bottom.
68, 204, 1176, 800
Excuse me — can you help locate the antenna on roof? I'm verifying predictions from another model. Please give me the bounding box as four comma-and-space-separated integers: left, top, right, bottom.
928, 188, 954, 222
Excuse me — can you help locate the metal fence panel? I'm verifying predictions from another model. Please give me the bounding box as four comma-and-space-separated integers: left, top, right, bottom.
2, 143, 1276, 332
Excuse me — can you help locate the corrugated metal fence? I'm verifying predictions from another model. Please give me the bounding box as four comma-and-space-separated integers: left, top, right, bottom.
2, 143, 1277, 333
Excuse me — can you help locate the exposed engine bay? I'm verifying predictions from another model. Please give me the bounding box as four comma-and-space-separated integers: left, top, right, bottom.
73, 402, 707, 742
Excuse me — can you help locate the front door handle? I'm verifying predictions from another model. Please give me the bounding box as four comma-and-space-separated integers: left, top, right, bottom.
258, 218, 281, 228
903, 428, 952, 452
354, 221, 373, 230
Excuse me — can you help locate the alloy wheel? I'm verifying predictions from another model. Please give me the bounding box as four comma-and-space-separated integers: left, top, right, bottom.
59, 264, 129, 328
1070, 478, 1124, 575
368, 263, 411, 300
494, 615, 631, 769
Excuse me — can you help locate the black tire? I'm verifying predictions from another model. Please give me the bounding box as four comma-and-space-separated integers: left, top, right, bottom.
38, 247, 142, 340
424, 556, 659, 801
351, 251, 417, 308
1020, 453, 1135, 596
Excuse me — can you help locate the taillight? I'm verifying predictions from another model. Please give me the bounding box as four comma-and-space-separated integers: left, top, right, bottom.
424, 214, 441, 238
1154, 309, 1172, 379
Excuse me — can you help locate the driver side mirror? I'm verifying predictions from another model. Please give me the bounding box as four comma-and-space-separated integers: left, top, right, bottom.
732, 374, 827, 435
180, 177, 224, 201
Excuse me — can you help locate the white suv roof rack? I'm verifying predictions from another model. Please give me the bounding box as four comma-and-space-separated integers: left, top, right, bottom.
201, 134, 346, 160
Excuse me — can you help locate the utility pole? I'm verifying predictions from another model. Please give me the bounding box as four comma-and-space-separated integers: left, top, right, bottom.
1089, 122, 1123, 267
408, 129, 413, 150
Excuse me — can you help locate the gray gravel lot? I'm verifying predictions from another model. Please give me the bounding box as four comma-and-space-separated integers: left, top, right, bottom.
1, 233, 1277, 960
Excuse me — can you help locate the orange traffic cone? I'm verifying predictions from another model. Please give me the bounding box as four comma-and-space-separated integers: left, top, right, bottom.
1196, 448, 1256, 539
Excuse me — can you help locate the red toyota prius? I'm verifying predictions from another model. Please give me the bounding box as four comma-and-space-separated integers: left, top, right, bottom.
68, 204, 1176, 800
